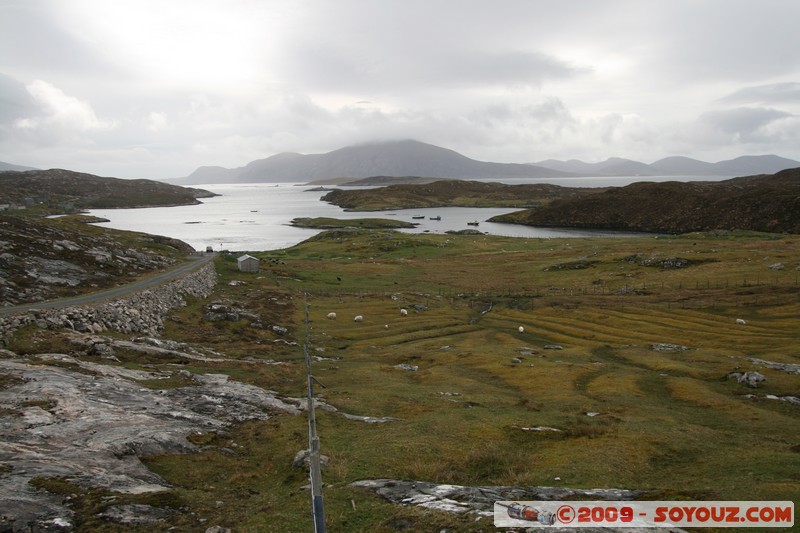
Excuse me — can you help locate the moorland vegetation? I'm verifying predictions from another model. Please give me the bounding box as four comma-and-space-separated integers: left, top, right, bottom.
4, 227, 798, 531
178, 229, 800, 531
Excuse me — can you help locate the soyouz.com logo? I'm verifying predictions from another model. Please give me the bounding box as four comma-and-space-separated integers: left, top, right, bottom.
494, 501, 794, 528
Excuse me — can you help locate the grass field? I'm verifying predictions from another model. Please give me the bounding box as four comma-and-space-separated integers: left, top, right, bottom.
21, 229, 800, 531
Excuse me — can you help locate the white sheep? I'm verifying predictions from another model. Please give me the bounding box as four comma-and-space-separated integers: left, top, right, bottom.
400, 308, 408, 316
327, 312, 337, 320
518, 326, 525, 333
354, 315, 363, 322
736, 318, 747, 325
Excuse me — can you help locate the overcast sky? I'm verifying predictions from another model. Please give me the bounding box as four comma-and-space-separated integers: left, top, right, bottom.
1, 0, 799, 179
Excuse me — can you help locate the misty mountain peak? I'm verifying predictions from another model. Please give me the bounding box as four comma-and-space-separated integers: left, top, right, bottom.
173, 140, 800, 185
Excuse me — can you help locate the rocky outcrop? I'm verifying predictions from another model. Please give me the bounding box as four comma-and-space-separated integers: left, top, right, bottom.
351, 479, 687, 533
351, 479, 648, 513
623, 254, 714, 269
0, 334, 411, 531
745, 357, 800, 375
0, 214, 191, 307
0, 349, 301, 531
650, 343, 690, 352
727, 371, 767, 388
0, 263, 216, 342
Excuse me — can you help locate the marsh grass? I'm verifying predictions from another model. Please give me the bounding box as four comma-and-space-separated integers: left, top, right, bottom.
5, 325, 76, 355
0, 372, 25, 389
30, 229, 799, 531
135, 371, 199, 390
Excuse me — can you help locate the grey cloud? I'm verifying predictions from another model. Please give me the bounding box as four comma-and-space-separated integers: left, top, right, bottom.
0, 73, 38, 126
3, 0, 800, 177
647, 1, 800, 82
700, 107, 794, 138
468, 98, 575, 130
281, 42, 375, 91
284, 44, 586, 93
422, 50, 589, 87
718, 82, 800, 105
526, 98, 576, 124
0, 2, 125, 79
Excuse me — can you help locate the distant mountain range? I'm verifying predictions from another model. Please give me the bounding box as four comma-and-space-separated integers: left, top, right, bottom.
172, 140, 800, 185
174, 140, 571, 184
0, 161, 37, 172
532, 154, 800, 177
6, 142, 800, 186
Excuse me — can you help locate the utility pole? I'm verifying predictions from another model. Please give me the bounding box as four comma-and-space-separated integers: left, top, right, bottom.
303, 294, 326, 533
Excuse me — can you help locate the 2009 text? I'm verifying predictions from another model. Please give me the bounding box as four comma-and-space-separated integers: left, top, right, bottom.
494, 500, 794, 528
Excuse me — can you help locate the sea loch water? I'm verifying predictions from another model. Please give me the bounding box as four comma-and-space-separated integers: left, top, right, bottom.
87, 177, 724, 252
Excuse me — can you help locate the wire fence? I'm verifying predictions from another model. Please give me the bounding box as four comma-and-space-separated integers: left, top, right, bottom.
303, 295, 326, 533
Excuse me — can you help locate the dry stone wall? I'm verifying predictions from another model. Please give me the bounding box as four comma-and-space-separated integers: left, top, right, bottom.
0, 263, 217, 343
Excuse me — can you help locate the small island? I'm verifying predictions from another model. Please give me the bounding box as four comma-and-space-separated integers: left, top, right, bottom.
320, 179, 600, 211
289, 217, 416, 229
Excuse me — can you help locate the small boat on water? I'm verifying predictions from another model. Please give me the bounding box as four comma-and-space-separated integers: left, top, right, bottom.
412, 215, 425, 219
467, 221, 480, 226
429, 216, 441, 221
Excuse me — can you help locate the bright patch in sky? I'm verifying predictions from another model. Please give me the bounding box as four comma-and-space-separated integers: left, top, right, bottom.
0, 0, 799, 178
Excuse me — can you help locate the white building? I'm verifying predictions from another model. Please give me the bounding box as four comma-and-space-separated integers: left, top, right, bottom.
237, 254, 260, 273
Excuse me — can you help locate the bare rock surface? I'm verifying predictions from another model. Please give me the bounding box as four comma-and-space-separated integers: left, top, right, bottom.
746, 357, 800, 375
96, 503, 177, 525
726, 370, 767, 388
352, 479, 647, 515
351, 479, 687, 532
0, 333, 396, 531
289, 396, 402, 424
0, 214, 186, 307
68, 333, 229, 363
0, 349, 300, 531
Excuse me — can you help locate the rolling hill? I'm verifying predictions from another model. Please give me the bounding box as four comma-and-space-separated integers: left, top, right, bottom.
491, 167, 800, 234
0, 169, 217, 212
0, 160, 37, 172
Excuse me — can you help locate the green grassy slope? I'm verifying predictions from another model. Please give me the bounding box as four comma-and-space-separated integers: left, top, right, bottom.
11, 229, 799, 531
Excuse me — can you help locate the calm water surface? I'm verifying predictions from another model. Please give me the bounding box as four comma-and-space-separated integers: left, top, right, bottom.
88, 176, 726, 251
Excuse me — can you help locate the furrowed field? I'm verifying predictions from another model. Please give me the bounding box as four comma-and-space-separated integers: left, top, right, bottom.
35, 229, 799, 531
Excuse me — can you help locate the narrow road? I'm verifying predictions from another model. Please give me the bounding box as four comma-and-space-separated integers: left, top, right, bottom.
0, 253, 216, 316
